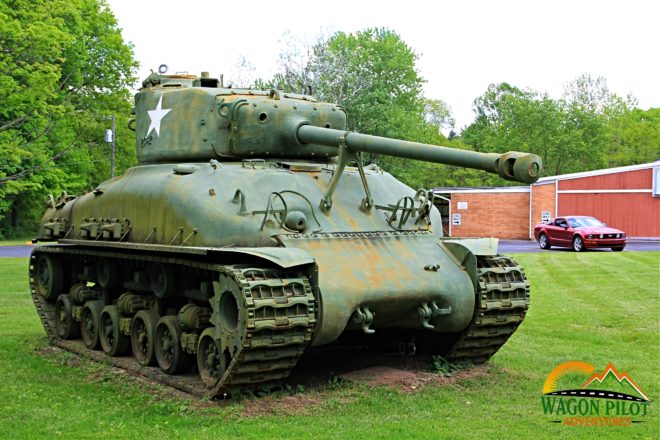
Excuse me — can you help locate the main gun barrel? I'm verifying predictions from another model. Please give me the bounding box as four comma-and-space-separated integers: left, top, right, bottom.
297, 125, 541, 184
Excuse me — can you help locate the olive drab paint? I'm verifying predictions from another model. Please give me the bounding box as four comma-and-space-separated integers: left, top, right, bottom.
29, 69, 539, 397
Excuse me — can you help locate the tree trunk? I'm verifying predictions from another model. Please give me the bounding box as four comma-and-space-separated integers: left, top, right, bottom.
10, 198, 20, 230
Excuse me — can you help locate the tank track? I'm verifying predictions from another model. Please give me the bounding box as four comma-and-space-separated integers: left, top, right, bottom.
444, 255, 530, 363
29, 246, 316, 398
210, 266, 316, 395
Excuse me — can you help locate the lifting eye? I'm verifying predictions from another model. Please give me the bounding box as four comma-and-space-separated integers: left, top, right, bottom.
259, 112, 268, 122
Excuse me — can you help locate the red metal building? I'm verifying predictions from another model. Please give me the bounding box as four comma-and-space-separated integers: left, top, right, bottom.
434, 162, 660, 239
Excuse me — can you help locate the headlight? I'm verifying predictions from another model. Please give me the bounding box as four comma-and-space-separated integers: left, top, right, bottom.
599, 234, 603, 239
616, 234, 620, 238
622, 233, 626, 238
587, 235, 593, 239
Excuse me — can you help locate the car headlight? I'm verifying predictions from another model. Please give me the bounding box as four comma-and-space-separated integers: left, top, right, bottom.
587, 235, 593, 239
615, 234, 620, 238
599, 234, 603, 239
622, 233, 626, 238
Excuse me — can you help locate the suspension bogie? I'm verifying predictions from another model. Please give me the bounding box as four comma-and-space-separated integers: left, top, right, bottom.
29, 247, 317, 396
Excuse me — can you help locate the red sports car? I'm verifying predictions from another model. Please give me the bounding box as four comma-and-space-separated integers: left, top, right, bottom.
534, 216, 626, 252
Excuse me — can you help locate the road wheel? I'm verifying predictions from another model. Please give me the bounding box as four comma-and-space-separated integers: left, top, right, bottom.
34, 254, 63, 300
538, 233, 551, 250
150, 263, 176, 299
572, 235, 585, 252
99, 305, 131, 356
131, 310, 158, 366
96, 257, 119, 288
611, 246, 624, 252
55, 294, 79, 340
81, 300, 104, 350
197, 327, 229, 386
155, 316, 193, 374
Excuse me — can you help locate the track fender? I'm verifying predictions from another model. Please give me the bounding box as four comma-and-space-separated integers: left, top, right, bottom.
437, 238, 499, 290
209, 247, 315, 269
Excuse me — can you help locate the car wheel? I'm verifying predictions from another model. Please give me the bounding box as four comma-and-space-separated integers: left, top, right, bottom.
538, 233, 551, 250
572, 235, 585, 252
611, 246, 624, 252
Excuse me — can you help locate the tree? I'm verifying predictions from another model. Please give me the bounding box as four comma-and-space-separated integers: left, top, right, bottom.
0, 0, 137, 237
266, 28, 462, 190
562, 74, 659, 167
271, 28, 427, 138
462, 83, 574, 176
562, 74, 628, 116
461, 75, 647, 178
606, 107, 660, 166
226, 55, 257, 88
423, 99, 455, 134
264, 30, 329, 94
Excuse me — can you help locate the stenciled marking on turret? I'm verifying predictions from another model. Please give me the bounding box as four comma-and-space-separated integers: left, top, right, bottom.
280, 230, 434, 240
147, 96, 172, 137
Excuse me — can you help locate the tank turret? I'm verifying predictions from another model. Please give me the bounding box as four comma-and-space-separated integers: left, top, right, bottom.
134, 70, 541, 185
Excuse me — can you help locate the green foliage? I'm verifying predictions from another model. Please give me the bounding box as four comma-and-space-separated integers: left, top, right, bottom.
461, 75, 658, 177
312, 29, 424, 137
606, 107, 660, 166
0, 0, 137, 238
272, 28, 428, 137
462, 82, 587, 176
423, 98, 455, 132
266, 28, 461, 190
432, 356, 472, 377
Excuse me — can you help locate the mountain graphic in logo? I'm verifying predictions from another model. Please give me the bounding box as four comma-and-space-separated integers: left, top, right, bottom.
581, 363, 649, 402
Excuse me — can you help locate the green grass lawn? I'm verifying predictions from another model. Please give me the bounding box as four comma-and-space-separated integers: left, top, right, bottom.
0, 237, 34, 246
0, 252, 658, 439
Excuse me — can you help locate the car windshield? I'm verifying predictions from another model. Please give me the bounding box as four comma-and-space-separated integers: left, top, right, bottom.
569, 217, 605, 228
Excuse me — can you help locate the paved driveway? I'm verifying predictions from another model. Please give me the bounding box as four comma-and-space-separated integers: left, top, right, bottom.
499, 239, 660, 253
0, 245, 34, 258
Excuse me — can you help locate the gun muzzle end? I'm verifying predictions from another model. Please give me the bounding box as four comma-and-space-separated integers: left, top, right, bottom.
496, 152, 542, 184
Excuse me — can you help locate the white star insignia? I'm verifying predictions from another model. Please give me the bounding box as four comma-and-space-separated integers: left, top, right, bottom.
146, 96, 171, 137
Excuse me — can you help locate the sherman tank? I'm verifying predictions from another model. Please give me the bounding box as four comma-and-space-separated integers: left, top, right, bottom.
30, 68, 541, 397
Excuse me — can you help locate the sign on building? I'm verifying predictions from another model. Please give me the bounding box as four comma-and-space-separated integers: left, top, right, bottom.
452, 214, 462, 225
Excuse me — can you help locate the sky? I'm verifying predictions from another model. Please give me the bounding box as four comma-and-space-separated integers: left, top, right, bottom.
106, 0, 659, 132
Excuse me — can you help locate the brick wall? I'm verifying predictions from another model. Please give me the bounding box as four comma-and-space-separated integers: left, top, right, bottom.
450, 192, 530, 239
438, 165, 658, 239
531, 182, 556, 226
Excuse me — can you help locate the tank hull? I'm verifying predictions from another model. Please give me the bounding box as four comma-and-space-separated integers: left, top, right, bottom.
36, 162, 491, 346
38, 162, 439, 246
